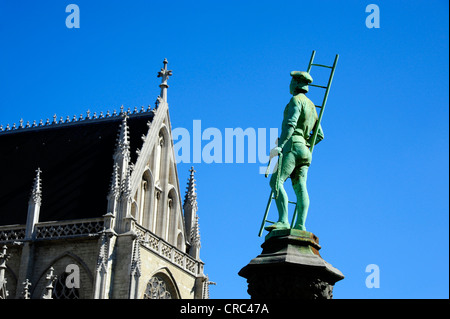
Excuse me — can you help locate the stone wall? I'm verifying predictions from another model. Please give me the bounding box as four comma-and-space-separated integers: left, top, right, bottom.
138, 244, 197, 299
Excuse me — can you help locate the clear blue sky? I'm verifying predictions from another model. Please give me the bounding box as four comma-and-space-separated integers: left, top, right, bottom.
0, 1, 448, 299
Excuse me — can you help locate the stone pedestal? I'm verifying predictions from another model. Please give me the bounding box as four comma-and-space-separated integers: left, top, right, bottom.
238, 229, 344, 299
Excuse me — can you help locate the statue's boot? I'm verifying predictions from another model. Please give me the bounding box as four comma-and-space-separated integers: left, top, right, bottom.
264, 221, 290, 231
292, 223, 306, 231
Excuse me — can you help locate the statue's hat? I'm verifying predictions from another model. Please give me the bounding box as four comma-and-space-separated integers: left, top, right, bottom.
290, 71, 313, 84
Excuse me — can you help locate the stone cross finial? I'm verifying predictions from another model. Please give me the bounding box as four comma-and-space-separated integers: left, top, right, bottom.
22, 279, 32, 299
42, 267, 57, 299
157, 58, 172, 102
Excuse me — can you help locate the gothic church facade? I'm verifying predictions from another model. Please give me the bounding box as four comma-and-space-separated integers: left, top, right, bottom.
0, 60, 210, 299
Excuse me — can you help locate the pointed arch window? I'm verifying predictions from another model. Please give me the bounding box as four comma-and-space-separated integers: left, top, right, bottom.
138, 180, 148, 225
138, 170, 154, 230
164, 197, 173, 240
52, 272, 80, 299
144, 275, 176, 299
152, 188, 162, 234
154, 134, 165, 183
176, 232, 184, 250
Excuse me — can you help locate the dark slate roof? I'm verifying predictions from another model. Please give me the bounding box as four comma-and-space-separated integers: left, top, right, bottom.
0, 111, 155, 226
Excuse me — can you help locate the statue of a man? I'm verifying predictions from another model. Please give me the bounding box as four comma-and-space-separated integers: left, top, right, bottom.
266, 71, 324, 231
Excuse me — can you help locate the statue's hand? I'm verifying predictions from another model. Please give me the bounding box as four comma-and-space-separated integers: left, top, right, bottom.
270, 147, 282, 159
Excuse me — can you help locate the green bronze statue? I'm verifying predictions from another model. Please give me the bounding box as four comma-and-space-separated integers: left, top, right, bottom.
266, 71, 324, 232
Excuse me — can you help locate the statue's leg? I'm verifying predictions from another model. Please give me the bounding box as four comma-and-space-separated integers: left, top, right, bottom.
291, 165, 310, 230
268, 152, 296, 229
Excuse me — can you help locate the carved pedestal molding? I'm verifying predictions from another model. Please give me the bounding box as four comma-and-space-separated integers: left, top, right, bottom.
239, 229, 344, 299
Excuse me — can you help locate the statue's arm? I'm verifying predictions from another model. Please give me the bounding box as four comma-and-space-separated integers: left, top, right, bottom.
315, 123, 325, 144
308, 123, 324, 146
279, 126, 295, 150
278, 99, 300, 150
